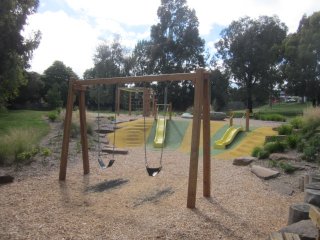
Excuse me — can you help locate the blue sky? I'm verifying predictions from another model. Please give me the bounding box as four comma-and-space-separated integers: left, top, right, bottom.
24, 0, 320, 77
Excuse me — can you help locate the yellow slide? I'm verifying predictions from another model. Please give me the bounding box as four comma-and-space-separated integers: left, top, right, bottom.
214, 126, 244, 149
153, 116, 167, 148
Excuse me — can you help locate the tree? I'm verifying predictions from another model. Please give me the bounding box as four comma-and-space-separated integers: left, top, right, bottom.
283, 11, 320, 105
86, 37, 130, 110
209, 70, 229, 111
147, 0, 205, 110
0, 0, 41, 107
42, 61, 77, 108
149, 0, 205, 74
215, 16, 287, 111
11, 71, 44, 108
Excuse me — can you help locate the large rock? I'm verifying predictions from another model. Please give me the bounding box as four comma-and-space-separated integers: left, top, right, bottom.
280, 220, 318, 240
251, 165, 280, 180
269, 153, 301, 161
233, 156, 256, 166
0, 175, 14, 184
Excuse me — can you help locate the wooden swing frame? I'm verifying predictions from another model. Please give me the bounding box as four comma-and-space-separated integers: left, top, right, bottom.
59, 68, 211, 209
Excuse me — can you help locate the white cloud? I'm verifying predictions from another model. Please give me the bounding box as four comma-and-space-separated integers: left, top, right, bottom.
188, 0, 320, 35
25, 11, 100, 77
25, 0, 320, 77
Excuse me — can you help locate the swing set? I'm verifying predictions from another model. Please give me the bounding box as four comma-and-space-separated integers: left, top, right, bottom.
59, 68, 211, 209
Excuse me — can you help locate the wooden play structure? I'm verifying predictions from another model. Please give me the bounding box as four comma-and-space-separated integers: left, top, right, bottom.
59, 68, 211, 208
116, 87, 155, 116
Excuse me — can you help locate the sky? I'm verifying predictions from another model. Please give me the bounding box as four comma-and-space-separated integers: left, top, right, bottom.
24, 0, 320, 78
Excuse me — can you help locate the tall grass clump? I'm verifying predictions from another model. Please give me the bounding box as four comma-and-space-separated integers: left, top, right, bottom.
302, 108, 320, 135
0, 128, 39, 165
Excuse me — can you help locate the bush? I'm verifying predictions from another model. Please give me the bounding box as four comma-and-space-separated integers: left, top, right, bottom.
278, 162, 296, 174
41, 147, 52, 157
71, 122, 80, 138
290, 117, 304, 129
48, 111, 58, 122
287, 135, 299, 149
277, 124, 293, 135
0, 129, 39, 165
260, 114, 286, 122
264, 141, 286, 153
251, 146, 262, 157
258, 149, 270, 159
87, 122, 93, 135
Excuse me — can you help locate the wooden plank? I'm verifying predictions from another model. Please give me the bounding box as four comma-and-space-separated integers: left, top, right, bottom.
202, 75, 211, 197
283, 232, 301, 240
75, 72, 197, 86
269, 232, 283, 240
246, 109, 250, 132
309, 206, 320, 228
187, 69, 204, 208
79, 88, 90, 175
59, 79, 75, 181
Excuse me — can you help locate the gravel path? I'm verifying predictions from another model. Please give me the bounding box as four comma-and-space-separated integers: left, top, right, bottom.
0, 146, 303, 239
0, 116, 304, 239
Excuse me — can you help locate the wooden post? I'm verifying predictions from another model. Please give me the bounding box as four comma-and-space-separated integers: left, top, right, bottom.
246, 109, 250, 132
129, 92, 132, 116
59, 79, 75, 181
143, 87, 147, 117
187, 68, 204, 208
152, 92, 155, 117
169, 102, 172, 120
203, 74, 211, 197
116, 87, 120, 116
79, 86, 89, 175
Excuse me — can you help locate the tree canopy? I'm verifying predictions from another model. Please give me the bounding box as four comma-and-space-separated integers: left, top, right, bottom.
283, 11, 320, 105
215, 16, 287, 111
0, 0, 41, 107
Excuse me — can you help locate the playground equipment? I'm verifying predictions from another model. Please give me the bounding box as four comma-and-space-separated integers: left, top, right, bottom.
153, 115, 167, 148
153, 103, 171, 148
116, 87, 155, 116
214, 126, 244, 149
59, 69, 211, 209
96, 85, 116, 169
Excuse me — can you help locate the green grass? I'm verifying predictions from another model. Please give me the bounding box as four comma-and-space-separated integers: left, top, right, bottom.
0, 110, 50, 135
254, 102, 309, 117
233, 102, 310, 119
0, 110, 50, 165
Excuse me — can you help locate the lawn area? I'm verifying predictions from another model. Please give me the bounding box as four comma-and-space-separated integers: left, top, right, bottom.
254, 102, 311, 116
233, 102, 311, 119
0, 110, 50, 136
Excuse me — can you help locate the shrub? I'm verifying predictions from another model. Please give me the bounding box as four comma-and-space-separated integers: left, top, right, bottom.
48, 111, 58, 122
287, 135, 298, 149
0, 129, 38, 165
290, 117, 304, 129
258, 149, 270, 159
264, 141, 286, 153
86, 122, 93, 135
260, 114, 286, 122
41, 147, 52, 157
303, 145, 318, 162
268, 159, 278, 167
278, 162, 296, 174
277, 124, 293, 135
70, 122, 80, 138
251, 146, 262, 157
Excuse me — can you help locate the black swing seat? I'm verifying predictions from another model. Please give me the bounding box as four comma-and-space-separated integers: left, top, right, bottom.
146, 166, 162, 177
98, 158, 115, 169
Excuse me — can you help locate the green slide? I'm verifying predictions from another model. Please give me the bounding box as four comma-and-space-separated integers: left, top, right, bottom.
153, 116, 167, 148
214, 126, 244, 149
